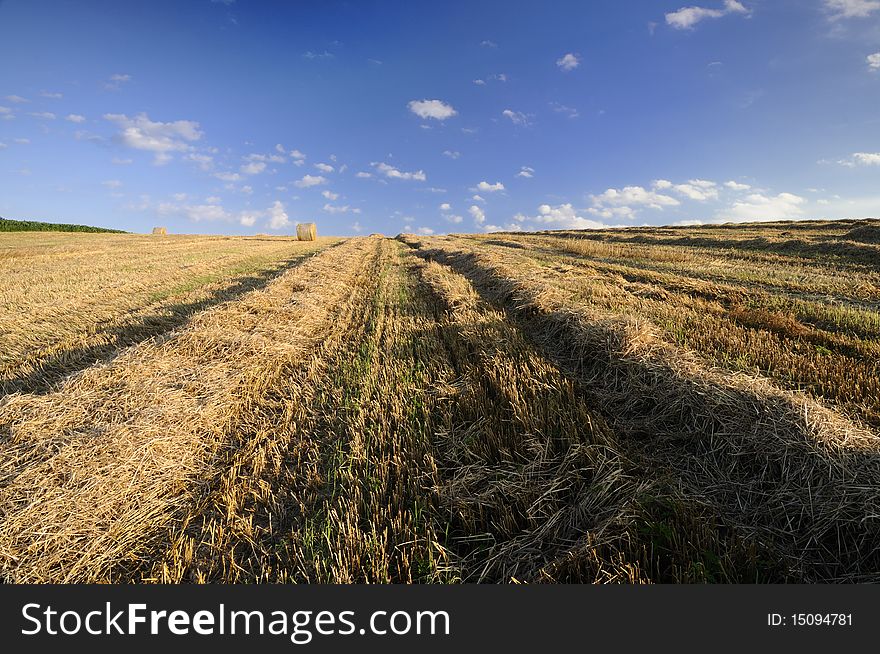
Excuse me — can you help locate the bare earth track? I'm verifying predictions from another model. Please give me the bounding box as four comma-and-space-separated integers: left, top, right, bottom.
1, 222, 878, 583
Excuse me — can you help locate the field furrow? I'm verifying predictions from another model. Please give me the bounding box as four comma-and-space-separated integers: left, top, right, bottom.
404, 233, 880, 581
0, 237, 372, 583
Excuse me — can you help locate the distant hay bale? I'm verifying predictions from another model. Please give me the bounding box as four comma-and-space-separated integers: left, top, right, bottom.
296, 222, 317, 241
151, 227, 167, 235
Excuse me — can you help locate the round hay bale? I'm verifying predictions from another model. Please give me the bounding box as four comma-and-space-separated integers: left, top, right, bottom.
296, 222, 317, 241
151, 226, 167, 235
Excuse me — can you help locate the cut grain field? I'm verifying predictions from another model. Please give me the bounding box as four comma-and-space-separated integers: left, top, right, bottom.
1, 221, 879, 583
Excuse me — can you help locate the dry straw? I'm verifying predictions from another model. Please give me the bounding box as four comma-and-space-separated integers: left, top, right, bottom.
152, 227, 167, 235
297, 223, 317, 241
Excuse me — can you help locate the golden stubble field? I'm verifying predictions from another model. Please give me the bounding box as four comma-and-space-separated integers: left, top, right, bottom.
1, 221, 879, 583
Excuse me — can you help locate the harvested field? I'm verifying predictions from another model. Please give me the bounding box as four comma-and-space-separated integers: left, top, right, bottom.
1, 222, 878, 583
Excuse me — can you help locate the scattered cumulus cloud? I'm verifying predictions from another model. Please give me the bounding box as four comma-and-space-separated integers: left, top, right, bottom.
556, 53, 581, 71
104, 73, 132, 90
718, 192, 805, 222
240, 160, 266, 175
315, 162, 334, 173
268, 200, 290, 229
502, 109, 531, 126
665, 1, 749, 30
214, 171, 243, 182
868, 52, 880, 70
322, 190, 339, 200
5, 95, 29, 103
549, 102, 579, 118
407, 99, 458, 121
101, 179, 122, 188
824, 0, 880, 20
516, 166, 534, 178
355, 171, 372, 178
294, 174, 328, 188
725, 180, 751, 190
40, 91, 63, 99
474, 181, 505, 192
28, 111, 56, 120
443, 150, 460, 159
65, 113, 86, 123
521, 203, 608, 230
469, 205, 485, 225
104, 112, 202, 165
440, 203, 451, 211
372, 161, 426, 181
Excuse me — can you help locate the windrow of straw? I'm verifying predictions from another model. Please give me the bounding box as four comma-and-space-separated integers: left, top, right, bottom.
0, 238, 375, 583
0, 233, 330, 396
404, 234, 880, 581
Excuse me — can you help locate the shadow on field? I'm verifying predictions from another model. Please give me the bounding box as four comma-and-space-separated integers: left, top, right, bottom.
408, 241, 880, 582
2, 252, 321, 396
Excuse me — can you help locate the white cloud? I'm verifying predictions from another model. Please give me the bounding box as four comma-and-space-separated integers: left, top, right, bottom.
186, 153, 214, 170
323, 203, 356, 214
105, 73, 132, 90
294, 174, 328, 188
516, 166, 534, 178
355, 171, 372, 178
824, 0, 880, 20
407, 99, 458, 121
240, 185, 253, 195
670, 179, 719, 201
866, 52, 880, 71
591, 186, 680, 214
315, 162, 334, 173
268, 200, 290, 229
472, 194, 486, 203
440, 202, 451, 211
101, 179, 122, 188
469, 205, 485, 225
445, 214, 463, 224
480, 40, 498, 48
40, 91, 62, 99
4, 95, 29, 103
443, 150, 460, 159
718, 192, 805, 222
527, 203, 609, 230
239, 212, 259, 227
214, 171, 243, 182
549, 102, 579, 118
104, 112, 202, 164
322, 190, 339, 200
13, 138, 30, 144
666, 1, 749, 30
240, 160, 267, 175
417, 227, 435, 235
28, 111, 56, 120
475, 181, 505, 192
556, 53, 581, 71
0, 143, 7, 150
352, 221, 363, 232
302, 51, 334, 60
473, 79, 486, 86
289, 149, 306, 166
653, 179, 673, 189
372, 161, 426, 181
65, 113, 86, 123
724, 180, 751, 190
502, 109, 530, 126
112, 157, 133, 165
838, 152, 880, 166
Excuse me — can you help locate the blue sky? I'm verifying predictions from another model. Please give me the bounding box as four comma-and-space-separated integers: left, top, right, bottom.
1, 0, 879, 235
